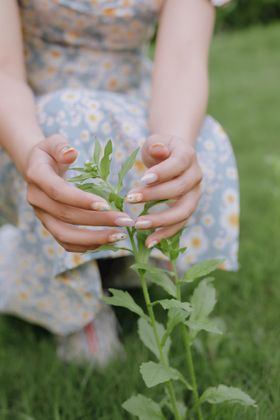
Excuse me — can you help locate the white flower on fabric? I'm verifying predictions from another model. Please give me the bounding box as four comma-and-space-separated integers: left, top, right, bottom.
204, 139, 216, 151
202, 214, 215, 227
223, 188, 239, 206
86, 110, 104, 130
221, 208, 239, 237
61, 90, 80, 103
187, 226, 208, 256
80, 130, 90, 142
226, 166, 238, 180
101, 122, 111, 134
214, 238, 226, 250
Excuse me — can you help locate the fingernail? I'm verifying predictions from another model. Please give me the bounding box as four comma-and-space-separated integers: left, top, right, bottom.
126, 192, 143, 203
62, 146, 76, 156
147, 240, 158, 249
151, 142, 165, 149
109, 232, 128, 242
141, 172, 158, 185
91, 202, 111, 211
115, 217, 135, 227
135, 220, 152, 229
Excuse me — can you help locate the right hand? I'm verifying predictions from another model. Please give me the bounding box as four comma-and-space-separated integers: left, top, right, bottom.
24, 134, 135, 252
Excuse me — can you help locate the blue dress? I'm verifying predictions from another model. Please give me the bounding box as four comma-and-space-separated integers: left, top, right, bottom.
0, 0, 239, 335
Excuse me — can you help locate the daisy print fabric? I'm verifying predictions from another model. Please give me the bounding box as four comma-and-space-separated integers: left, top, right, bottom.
0, 0, 238, 335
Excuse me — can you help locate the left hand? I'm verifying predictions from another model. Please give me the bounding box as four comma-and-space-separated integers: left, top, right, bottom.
126, 134, 203, 248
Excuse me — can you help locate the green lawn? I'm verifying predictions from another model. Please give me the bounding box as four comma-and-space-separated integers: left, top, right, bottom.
1, 24, 280, 420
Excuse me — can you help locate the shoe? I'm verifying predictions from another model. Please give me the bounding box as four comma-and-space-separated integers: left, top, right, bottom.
56, 304, 125, 367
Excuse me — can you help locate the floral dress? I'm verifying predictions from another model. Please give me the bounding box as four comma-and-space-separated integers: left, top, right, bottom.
0, 0, 238, 335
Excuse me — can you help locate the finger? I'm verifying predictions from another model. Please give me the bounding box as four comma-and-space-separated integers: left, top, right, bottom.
27, 162, 111, 211
28, 185, 134, 226
140, 143, 195, 187
141, 134, 170, 167
34, 210, 128, 247
145, 220, 187, 248
41, 134, 78, 165
126, 166, 202, 203
134, 186, 201, 229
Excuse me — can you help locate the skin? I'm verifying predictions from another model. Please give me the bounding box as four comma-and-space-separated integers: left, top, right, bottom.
0, 0, 215, 253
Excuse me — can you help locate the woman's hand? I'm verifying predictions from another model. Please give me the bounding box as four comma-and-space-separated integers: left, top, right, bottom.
126, 134, 203, 248
24, 134, 134, 252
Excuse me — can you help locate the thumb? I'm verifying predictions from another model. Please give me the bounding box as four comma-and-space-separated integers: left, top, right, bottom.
44, 134, 78, 165
142, 137, 170, 168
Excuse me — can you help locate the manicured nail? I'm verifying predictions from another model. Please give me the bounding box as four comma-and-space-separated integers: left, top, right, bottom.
109, 232, 128, 242
91, 202, 111, 211
135, 220, 152, 229
115, 217, 135, 227
126, 192, 143, 203
147, 240, 158, 249
141, 172, 158, 185
151, 142, 165, 149
62, 146, 76, 156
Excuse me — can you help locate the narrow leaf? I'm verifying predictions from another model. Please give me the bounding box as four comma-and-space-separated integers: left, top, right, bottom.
100, 139, 113, 180
137, 318, 171, 360
122, 394, 166, 420
116, 147, 139, 193
140, 361, 191, 389
161, 308, 189, 346
155, 299, 192, 314
103, 288, 147, 319
76, 183, 109, 200
190, 278, 217, 322
200, 385, 257, 407
186, 319, 223, 335
93, 137, 101, 164
182, 259, 224, 283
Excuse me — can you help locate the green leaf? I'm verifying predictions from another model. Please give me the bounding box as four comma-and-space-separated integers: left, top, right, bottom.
131, 263, 176, 298
190, 278, 217, 322
200, 385, 257, 407
100, 139, 113, 180
182, 259, 224, 283
108, 192, 124, 211
137, 318, 171, 360
76, 183, 109, 200
122, 394, 166, 420
186, 319, 223, 335
103, 288, 147, 319
155, 299, 192, 314
161, 308, 189, 346
116, 147, 139, 193
140, 361, 191, 389
93, 137, 101, 164
68, 173, 91, 183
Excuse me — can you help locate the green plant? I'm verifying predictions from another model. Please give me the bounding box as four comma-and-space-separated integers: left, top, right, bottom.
70, 139, 257, 419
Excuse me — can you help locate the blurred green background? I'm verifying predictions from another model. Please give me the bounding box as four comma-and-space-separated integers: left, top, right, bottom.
216, 0, 280, 30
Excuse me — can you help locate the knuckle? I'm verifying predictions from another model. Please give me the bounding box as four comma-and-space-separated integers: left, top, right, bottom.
177, 179, 187, 196
25, 166, 36, 183
26, 187, 34, 206
48, 185, 61, 201
59, 207, 74, 223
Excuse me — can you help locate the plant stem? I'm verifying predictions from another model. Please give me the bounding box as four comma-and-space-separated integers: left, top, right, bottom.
127, 230, 182, 420
138, 270, 182, 420
171, 261, 204, 420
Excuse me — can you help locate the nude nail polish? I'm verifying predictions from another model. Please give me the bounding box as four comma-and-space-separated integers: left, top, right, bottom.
115, 217, 135, 227
91, 202, 110, 211
126, 192, 143, 203
147, 240, 158, 249
140, 172, 158, 185
109, 232, 128, 242
135, 220, 152, 229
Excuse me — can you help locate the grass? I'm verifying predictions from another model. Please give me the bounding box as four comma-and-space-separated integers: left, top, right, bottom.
1, 23, 280, 420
